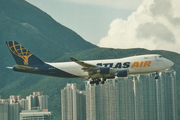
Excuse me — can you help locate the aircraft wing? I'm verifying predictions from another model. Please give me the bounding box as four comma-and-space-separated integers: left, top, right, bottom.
70, 57, 99, 72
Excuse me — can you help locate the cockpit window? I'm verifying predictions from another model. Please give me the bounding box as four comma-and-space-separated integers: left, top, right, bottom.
159, 56, 162, 58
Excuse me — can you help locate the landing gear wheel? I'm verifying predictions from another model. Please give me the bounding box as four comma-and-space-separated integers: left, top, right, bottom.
155, 72, 159, 79
90, 78, 95, 84
101, 81, 105, 84
96, 81, 99, 85
97, 79, 101, 82
90, 81, 94, 84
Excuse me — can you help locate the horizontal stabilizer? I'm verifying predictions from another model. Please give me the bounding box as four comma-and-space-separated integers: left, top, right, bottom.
13, 65, 38, 71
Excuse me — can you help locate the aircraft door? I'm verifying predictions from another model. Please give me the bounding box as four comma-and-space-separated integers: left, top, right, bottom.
154, 56, 163, 69
155, 56, 163, 61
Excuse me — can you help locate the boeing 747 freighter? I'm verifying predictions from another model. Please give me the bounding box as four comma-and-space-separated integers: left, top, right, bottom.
6, 41, 174, 84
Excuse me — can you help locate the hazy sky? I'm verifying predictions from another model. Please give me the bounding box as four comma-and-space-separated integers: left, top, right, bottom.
26, 0, 180, 54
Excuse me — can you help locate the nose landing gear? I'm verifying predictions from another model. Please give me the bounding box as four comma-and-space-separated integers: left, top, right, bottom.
155, 72, 159, 79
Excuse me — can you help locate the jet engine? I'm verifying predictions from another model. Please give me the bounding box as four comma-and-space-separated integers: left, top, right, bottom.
114, 70, 128, 77
97, 67, 128, 77
99, 67, 110, 74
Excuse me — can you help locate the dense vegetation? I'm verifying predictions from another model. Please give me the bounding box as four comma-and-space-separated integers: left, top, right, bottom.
0, 0, 180, 119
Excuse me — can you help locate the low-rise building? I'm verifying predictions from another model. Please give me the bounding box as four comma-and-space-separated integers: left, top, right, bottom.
20, 109, 52, 120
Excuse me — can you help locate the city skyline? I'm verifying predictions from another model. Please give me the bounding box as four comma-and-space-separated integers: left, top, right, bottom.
61, 69, 178, 120
0, 69, 178, 120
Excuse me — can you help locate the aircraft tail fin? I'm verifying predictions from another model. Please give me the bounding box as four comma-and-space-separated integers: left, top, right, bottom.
6, 41, 44, 65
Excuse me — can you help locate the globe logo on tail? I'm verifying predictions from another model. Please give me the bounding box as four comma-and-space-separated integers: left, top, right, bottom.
7, 41, 33, 65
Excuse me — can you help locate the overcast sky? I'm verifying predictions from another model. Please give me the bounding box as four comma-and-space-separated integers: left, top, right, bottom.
26, 0, 180, 54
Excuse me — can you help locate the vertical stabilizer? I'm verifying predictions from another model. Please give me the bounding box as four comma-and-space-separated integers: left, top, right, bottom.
6, 41, 44, 65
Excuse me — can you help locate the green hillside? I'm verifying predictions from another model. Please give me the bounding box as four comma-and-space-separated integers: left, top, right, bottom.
0, 0, 180, 119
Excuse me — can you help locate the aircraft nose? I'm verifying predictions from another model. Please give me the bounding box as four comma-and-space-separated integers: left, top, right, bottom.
165, 59, 174, 68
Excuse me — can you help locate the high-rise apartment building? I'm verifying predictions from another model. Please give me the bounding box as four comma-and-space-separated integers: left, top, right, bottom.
8, 102, 19, 120
61, 83, 86, 120
33, 91, 43, 96
38, 95, 48, 109
0, 97, 20, 120
85, 69, 178, 120
156, 70, 178, 120
26, 92, 48, 110
18, 99, 29, 111
10, 95, 21, 102
0, 99, 9, 120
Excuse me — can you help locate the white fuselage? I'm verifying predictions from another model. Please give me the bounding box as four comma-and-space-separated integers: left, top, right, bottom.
47, 54, 174, 78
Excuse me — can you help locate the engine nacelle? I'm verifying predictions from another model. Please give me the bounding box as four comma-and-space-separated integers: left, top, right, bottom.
99, 67, 110, 74
115, 70, 128, 77
98, 68, 128, 77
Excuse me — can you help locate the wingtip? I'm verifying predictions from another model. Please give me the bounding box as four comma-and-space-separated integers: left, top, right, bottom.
70, 57, 78, 62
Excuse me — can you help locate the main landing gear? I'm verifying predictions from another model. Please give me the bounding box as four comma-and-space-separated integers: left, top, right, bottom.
90, 78, 106, 85
155, 72, 159, 79
90, 79, 100, 85
101, 78, 106, 84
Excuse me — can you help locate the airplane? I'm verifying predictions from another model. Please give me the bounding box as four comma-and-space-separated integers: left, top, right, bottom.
6, 41, 174, 85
